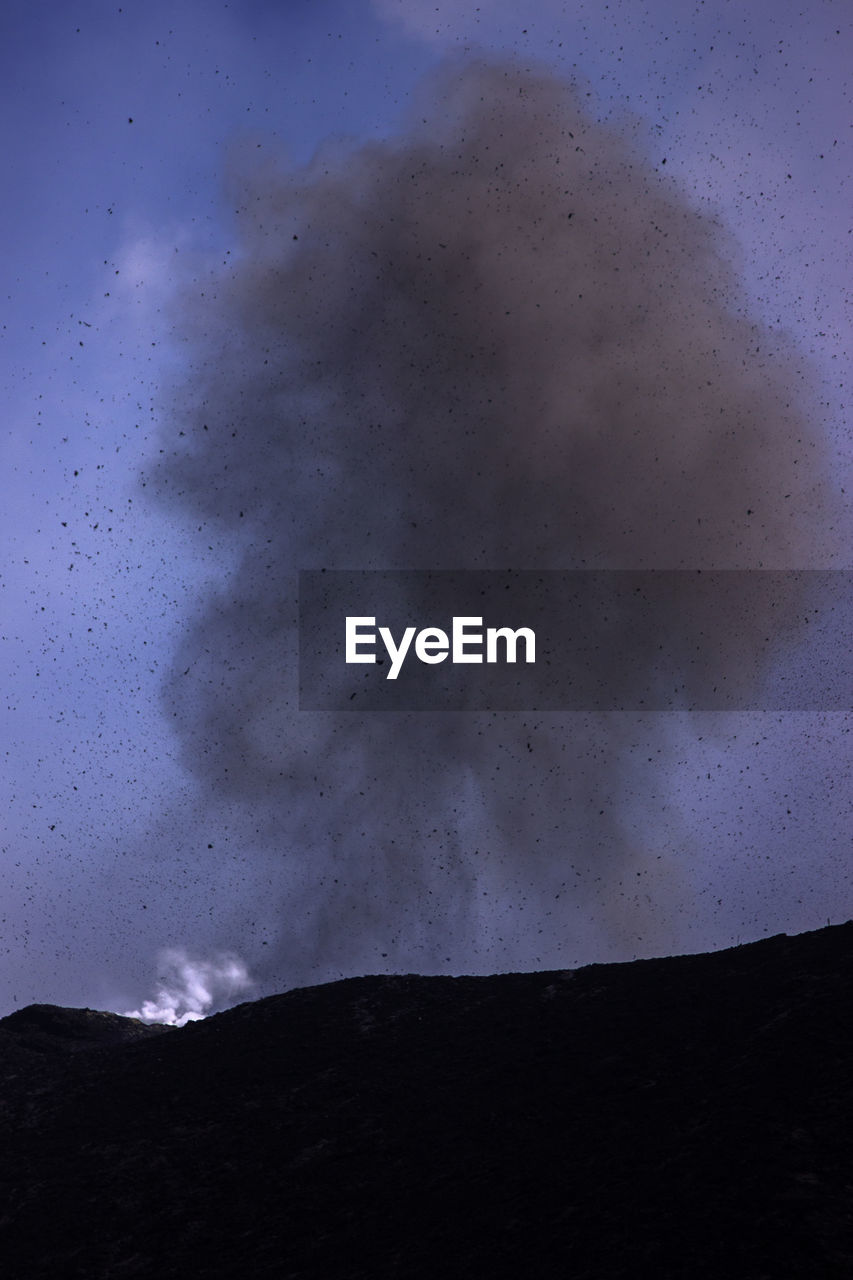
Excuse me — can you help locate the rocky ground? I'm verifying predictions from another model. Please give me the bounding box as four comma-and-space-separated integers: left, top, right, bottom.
1, 923, 851, 1277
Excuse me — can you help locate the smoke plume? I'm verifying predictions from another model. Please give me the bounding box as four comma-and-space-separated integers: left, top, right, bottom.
124, 950, 253, 1027
148, 58, 840, 984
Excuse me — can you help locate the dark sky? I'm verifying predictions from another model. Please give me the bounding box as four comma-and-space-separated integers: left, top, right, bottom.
1, 0, 849, 1023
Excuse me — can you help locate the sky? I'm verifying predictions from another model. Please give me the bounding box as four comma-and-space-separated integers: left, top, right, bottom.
0, 0, 849, 1021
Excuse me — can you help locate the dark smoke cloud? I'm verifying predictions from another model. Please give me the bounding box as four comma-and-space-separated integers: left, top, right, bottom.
148, 58, 841, 983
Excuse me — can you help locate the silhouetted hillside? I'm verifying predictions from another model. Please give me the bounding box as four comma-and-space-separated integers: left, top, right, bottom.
2, 924, 852, 1277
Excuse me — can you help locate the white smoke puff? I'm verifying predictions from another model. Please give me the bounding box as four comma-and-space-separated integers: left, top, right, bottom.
125, 948, 253, 1027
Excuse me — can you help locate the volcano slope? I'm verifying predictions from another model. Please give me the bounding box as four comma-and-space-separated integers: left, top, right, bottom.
0, 923, 851, 1278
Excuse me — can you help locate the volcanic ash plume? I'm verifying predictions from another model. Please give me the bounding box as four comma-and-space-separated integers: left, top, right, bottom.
148, 58, 841, 983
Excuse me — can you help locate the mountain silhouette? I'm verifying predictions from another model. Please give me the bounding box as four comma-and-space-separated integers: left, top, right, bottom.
1, 923, 851, 1277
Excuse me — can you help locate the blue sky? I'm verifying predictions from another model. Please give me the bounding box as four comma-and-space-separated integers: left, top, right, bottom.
0, 0, 849, 1018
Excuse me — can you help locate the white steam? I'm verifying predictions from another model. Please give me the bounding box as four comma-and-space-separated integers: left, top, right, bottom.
124, 948, 253, 1027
